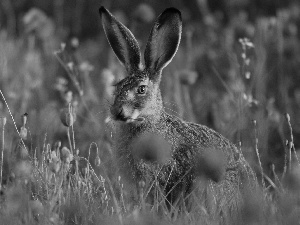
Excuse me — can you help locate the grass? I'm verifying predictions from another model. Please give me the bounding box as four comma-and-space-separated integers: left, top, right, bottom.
0, 4, 300, 225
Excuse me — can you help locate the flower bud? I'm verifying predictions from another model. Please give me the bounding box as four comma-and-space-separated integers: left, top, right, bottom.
60, 107, 76, 127
22, 113, 28, 126
0, 117, 7, 126
94, 155, 101, 167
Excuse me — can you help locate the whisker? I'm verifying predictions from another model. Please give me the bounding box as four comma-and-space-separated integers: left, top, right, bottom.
163, 100, 179, 107
163, 106, 180, 117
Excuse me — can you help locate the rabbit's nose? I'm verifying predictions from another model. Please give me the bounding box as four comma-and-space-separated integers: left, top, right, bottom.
110, 105, 126, 121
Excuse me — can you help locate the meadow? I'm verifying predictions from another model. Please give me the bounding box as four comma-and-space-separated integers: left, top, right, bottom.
0, 1, 300, 224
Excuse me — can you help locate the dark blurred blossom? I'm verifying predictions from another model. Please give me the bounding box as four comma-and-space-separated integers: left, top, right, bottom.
177, 69, 198, 85
131, 132, 172, 165
241, 187, 264, 224
29, 199, 44, 217
23, 51, 43, 89
23, 8, 55, 41
283, 165, 300, 191
4, 185, 29, 215
193, 147, 225, 182
12, 160, 32, 179
133, 3, 155, 23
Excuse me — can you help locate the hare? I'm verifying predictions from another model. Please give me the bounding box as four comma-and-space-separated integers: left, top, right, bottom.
99, 6, 257, 217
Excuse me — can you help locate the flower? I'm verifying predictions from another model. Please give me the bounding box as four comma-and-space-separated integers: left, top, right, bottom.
49, 151, 61, 174
79, 61, 94, 73
60, 147, 73, 163
20, 127, 28, 140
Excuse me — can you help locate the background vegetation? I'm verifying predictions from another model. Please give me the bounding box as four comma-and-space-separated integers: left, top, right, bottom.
0, 0, 300, 224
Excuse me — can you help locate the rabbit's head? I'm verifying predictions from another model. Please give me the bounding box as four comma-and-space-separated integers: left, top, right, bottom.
99, 7, 182, 124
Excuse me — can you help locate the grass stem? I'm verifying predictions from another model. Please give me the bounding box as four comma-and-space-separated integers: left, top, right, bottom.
0, 117, 6, 190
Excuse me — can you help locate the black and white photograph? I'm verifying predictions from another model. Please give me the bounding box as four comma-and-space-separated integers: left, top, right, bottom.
0, 0, 300, 224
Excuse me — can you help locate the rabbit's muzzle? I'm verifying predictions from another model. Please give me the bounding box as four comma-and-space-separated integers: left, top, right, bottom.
110, 103, 145, 123
110, 104, 127, 121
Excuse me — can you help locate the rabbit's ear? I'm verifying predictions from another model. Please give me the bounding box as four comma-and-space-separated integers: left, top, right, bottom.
144, 8, 182, 77
99, 6, 141, 72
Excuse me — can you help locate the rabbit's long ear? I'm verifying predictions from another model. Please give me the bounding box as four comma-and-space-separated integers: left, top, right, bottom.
99, 6, 141, 72
144, 8, 182, 77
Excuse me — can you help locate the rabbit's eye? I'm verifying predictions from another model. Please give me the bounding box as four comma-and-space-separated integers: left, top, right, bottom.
137, 85, 147, 95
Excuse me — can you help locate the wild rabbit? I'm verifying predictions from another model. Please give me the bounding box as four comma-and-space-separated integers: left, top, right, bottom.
99, 6, 257, 217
